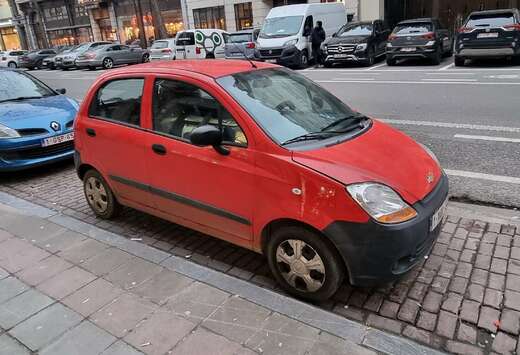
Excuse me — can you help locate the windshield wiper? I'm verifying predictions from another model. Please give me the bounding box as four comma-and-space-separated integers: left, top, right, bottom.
0, 96, 43, 103
281, 131, 344, 146
320, 114, 366, 133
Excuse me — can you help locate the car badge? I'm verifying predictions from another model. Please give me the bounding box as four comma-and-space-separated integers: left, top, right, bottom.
338, 47, 343, 53
426, 172, 435, 184
50, 121, 60, 132
268, 49, 273, 55
407, 36, 411, 40
485, 28, 490, 33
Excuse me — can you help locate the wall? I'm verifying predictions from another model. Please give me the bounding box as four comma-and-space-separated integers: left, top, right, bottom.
359, 0, 384, 21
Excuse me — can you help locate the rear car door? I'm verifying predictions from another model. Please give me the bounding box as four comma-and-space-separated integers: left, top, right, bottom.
176, 32, 195, 59
83, 77, 153, 207
142, 76, 255, 246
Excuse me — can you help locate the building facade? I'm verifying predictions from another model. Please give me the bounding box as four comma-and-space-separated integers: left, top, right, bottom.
0, 0, 22, 50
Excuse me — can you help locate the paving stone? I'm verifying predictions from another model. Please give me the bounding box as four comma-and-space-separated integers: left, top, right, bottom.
489, 273, 506, 291
132, 270, 193, 306
416, 311, 437, 331
465, 238, 480, 251
15, 256, 72, 286
0, 277, 28, 304
449, 277, 469, 295
508, 259, 520, 276
62, 278, 123, 317
422, 292, 443, 313
406, 283, 427, 302
0, 333, 30, 355
510, 247, 520, 260
363, 293, 384, 312
468, 284, 485, 303
81, 248, 134, 277
388, 283, 408, 304
306, 331, 376, 355
491, 258, 508, 275
431, 277, 450, 294
482, 232, 498, 244
479, 243, 494, 256
438, 262, 456, 279
40, 320, 115, 355
35, 230, 87, 254
446, 249, 461, 262
334, 305, 365, 322
417, 268, 435, 284
506, 274, 520, 292
499, 309, 520, 335
460, 250, 476, 263
402, 325, 431, 345
378, 300, 400, 318
460, 300, 480, 324
366, 314, 403, 335
478, 306, 501, 333
484, 288, 504, 309
443, 223, 457, 234
455, 262, 473, 278
457, 322, 477, 343
100, 341, 143, 355
125, 311, 196, 355
491, 332, 517, 354
349, 291, 369, 308
104, 257, 163, 291
449, 238, 465, 252
227, 267, 254, 280
435, 311, 457, 339
475, 254, 492, 270
501, 225, 516, 236
9, 303, 82, 351
442, 293, 463, 314
0, 230, 13, 243
0, 238, 50, 273
57, 239, 109, 264
37, 267, 96, 300
0, 289, 54, 329
446, 340, 484, 355
497, 235, 512, 247
172, 327, 244, 355
471, 268, 489, 286
397, 299, 420, 323
494, 246, 510, 260
504, 290, 520, 311
90, 293, 156, 338
431, 243, 448, 257
437, 232, 451, 245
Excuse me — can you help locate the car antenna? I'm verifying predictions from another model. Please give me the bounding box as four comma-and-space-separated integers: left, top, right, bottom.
229, 37, 257, 68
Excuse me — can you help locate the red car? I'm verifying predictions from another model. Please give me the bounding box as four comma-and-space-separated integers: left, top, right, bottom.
75, 60, 448, 300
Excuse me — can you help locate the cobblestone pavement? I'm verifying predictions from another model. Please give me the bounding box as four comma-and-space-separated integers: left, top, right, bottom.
2, 161, 520, 354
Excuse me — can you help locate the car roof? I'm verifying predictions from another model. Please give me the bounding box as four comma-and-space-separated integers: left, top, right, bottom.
398, 18, 436, 24
468, 8, 518, 16
230, 30, 254, 34
107, 59, 277, 79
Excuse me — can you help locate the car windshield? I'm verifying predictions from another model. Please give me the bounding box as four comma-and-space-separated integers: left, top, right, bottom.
394, 23, 433, 34
229, 33, 252, 43
338, 24, 373, 37
151, 41, 169, 49
0, 71, 55, 103
259, 16, 303, 38
466, 13, 515, 28
217, 68, 362, 145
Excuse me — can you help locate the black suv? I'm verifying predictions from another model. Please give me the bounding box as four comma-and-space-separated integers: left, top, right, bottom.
18, 49, 57, 70
322, 20, 390, 67
455, 9, 520, 66
386, 18, 452, 66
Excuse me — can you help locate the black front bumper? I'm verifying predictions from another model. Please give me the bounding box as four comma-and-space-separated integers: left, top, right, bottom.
387, 46, 438, 60
323, 173, 449, 287
324, 50, 370, 64
256, 46, 302, 67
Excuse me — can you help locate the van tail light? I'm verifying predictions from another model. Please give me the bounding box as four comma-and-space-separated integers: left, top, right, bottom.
458, 27, 474, 33
246, 42, 256, 49
504, 23, 520, 31
388, 34, 397, 41
161, 48, 172, 53
195, 47, 201, 55
421, 32, 435, 40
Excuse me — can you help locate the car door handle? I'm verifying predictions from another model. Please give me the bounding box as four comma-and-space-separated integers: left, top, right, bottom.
86, 128, 96, 137
152, 144, 167, 155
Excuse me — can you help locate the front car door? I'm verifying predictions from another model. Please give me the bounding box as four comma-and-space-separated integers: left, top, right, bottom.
142, 76, 255, 247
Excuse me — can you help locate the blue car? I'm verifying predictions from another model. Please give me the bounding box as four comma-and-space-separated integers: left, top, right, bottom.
0, 69, 78, 171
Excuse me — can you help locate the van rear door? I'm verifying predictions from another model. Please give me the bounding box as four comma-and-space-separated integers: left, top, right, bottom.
176, 32, 195, 59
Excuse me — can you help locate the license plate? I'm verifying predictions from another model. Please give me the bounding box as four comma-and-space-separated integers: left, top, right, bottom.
265, 59, 277, 63
477, 32, 499, 38
401, 47, 416, 52
333, 54, 349, 58
42, 132, 74, 147
430, 198, 448, 232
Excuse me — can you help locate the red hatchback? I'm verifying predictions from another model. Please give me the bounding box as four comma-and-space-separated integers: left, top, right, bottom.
75, 60, 448, 300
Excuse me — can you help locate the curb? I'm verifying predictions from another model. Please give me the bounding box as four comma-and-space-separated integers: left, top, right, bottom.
0, 191, 444, 355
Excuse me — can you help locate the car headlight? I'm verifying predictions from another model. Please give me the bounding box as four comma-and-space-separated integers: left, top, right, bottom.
346, 183, 417, 224
426, 41, 436, 46
386, 42, 392, 48
356, 43, 367, 51
284, 39, 298, 47
0, 123, 21, 139
419, 143, 440, 165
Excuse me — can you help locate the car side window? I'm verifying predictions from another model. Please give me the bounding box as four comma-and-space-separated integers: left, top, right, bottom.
152, 79, 247, 146
89, 78, 144, 126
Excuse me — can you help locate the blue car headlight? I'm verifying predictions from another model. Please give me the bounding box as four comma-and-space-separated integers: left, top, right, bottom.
0, 123, 20, 139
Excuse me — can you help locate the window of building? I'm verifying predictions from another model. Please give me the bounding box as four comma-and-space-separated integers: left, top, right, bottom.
234, 3, 253, 30
89, 79, 144, 126
152, 79, 247, 146
43, 6, 68, 22
193, 6, 226, 30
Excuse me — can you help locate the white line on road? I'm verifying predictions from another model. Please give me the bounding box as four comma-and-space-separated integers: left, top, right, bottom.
317, 80, 520, 85
422, 78, 477, 82
425, 72, 475, 75
304, 67, 520, 73
439, 63, 455, 71
445, 169, 520, 185
454, 134, 520, 143
366, 63, 387, 70
380, 119, 520, 133
332, 78, 375, 81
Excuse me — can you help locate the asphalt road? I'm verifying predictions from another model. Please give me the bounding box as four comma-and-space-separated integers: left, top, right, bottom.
31, 56, 520, 208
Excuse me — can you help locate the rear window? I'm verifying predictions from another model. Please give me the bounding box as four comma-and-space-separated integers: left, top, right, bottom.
151, 41, 169, 49
393, 23, 433, 34
229, 33, 252, 43
9, 51, 26, 56
466, 13, 516, 28
176, 32, 195, 46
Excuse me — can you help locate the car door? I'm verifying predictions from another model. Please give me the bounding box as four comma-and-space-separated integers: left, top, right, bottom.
374, 21, 387, 55
119, 45, 136, 63
108, 45, 125, 64
83, 76, 153, 208
436, 20, 451, 52
142, 76, 255, 245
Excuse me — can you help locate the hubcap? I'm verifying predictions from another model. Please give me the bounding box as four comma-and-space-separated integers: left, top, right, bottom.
104, 59, 113, 68
85, 177, 109, 213
276, 239, 325, 293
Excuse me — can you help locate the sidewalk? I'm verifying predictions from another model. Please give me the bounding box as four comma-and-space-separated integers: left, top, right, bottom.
0, 197, 442, 355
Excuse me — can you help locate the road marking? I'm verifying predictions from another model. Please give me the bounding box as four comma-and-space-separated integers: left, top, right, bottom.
332, 78, 375, 81
339, 72, 381, 75
422, 78, 477, 82
317, 80, 520, 85
439, 63, 454, 71
303, 67, 520, 72
425, 72, 475, 75
366, 63, 387, 70
485, 74, 520, 79
445, 169, 520, 185
380, 119, 520, 133
454, 134, 520, 143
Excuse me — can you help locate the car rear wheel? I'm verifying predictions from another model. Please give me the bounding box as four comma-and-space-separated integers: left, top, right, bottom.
267, 226, 345, 301
454, 56, 465, 67
83, 170, 120, 219
102, 58, 114, 69
142, 53, 150, 63
386, 57, 396, 66
7, 62, 17, 68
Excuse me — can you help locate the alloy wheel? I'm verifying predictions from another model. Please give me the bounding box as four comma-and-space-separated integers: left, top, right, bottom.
103, 58, 113, 69
8, 62, 16, 68
85, 176, 109, 213
276, 239, 326, 292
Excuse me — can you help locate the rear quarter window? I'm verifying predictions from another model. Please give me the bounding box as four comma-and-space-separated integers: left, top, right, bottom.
466, 13, 516, 28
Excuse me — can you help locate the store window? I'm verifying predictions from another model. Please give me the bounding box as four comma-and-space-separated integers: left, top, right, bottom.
47, 27, 92, 46
1, 27, 21, 50
193, 6, 226, 30
234, 3, 253, 30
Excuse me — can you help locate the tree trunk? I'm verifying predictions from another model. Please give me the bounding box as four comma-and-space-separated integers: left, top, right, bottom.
150, 0, 168, 39
133, 0, 148, 48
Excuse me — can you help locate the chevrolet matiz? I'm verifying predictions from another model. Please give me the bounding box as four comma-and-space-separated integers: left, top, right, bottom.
75, 60, 449, 301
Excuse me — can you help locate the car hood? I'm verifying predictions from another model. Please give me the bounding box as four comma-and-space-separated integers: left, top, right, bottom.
291, 120, 443, 204
257, 36, 298, 48
0, 95, 78, 131
325, 35, 370, 45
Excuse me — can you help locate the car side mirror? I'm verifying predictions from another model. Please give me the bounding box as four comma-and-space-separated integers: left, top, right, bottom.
332, 32, 337, 38
56, 88, 66, 94
190, 125, 229, 155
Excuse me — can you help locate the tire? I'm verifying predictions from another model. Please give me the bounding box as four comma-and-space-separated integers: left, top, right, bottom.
323, 62, 333, 68
87, 66, 96, 71
205, 53, 215, 59
83, 170, 121, 219
454, 56, 465, 67
386, 57, 396, 66
7, 62, 17, 68
36, 60, 43, 69
102, 57, 114, 69
362, 46, 375, 67
266, 226, 345, 301
142, 53, 150, 63
298, 50, 309, 69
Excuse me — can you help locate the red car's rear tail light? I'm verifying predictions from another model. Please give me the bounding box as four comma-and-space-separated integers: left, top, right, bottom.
504, 23, 520, 31
421, 32, 435, 40
458, 27, 474, 33
195, 47, 201, 54
246, 42, 256, 49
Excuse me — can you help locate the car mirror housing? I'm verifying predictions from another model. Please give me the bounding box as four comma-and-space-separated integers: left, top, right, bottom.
56, 88, 67, 94
190, 125, 229, 155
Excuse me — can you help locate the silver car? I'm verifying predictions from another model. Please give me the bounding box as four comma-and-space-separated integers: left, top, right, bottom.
0, 50, 28, 68
225, 29, 260, 60
76, 44, 150, 70
150, 38, 176, 61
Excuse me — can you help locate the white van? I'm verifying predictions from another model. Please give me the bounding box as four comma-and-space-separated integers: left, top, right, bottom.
256, 3, 346, 68
175, 29, 229, 59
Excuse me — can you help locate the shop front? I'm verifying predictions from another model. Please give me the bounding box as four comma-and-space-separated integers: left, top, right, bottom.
0, 0, 21, 50
46, 26, 93, 46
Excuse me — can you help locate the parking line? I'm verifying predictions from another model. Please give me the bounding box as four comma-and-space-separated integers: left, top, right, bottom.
366, 63, 387, 70
426, 72, 475, 75
454, 134, 520, 143
332, 78, 375, 81
317, 80, 520, 85
380, 119, 520, 133
422, 78, 477, 82
445, 169, 520, 185
439, 63, 454, 71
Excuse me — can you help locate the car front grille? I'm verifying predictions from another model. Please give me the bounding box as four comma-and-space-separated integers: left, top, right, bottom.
259, 49, 283, 57
0, 141, 74, 161
326, 44, 356, 54
16, 128, 49, 136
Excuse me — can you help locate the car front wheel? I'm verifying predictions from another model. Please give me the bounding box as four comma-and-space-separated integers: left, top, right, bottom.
102, 58, 114, 69
83, 170, 120, 219
454, 56, 465, 67
267, 226, 345, 301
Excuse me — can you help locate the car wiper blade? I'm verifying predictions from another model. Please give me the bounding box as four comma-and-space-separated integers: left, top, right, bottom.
0, 96, 43, 103
281, 131, 344, 146
320, 114, 366, 133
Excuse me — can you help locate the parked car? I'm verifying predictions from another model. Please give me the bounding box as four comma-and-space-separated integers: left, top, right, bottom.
175, 29, 229, 59
455, 8, 520, 66
43, 46, 75, 70
256, 3, 346, 68
150, 38, 176, 61
56, 41, 112, 69
0, 50, 27, 68
225, 29, 260, 59
322, 20, 390, 67
76, 44, 150, 70
75, 60, 448, 301
18, 49, 57, 70
0, 69, 78, 171
386, 18, 453, 66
